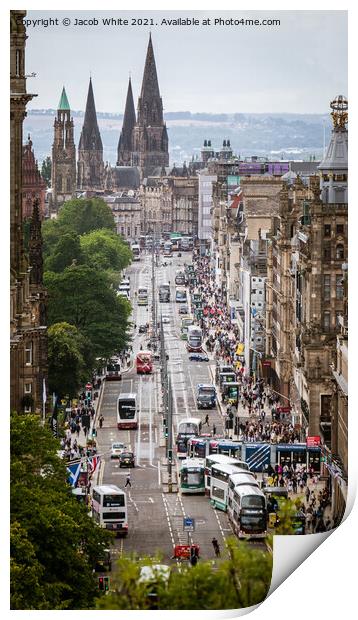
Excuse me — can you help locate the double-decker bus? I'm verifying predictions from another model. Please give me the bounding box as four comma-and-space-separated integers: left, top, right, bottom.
117, 393, 138, 430
175, 270, 186, 286
92, 485, 128, 536
163, 241, 172, 257
179, 458, 205, 494
175, 287, 188, 303
138, 287, 148, 306
176, 417, 201, 458
180, 315, 194, 340
228, 485, 267, 540
105, 358, 121, 381
131, 244, 141, 261
205, 455, 249, 495
136, 351, 153, 374
159, 283, 170, 303
187, 325, 202, 352
210, 463, 254, 511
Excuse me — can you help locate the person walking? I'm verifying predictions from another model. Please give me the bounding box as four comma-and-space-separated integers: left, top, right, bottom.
125, 473, 131, 488
99, 414, 104, 429
204, 413, 209, 426
212, 537, 220, 557
212, 424, 217, 436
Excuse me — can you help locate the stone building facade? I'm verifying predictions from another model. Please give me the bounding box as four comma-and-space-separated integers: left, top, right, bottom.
50, 87, 76, 211
10, 10, 47, 415
103, 193, 141, 242
22, 133, 46, 219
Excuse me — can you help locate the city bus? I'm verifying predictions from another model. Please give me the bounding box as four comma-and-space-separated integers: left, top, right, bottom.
136, 351, 153, 374
91, 485, 128, 536
175, 287, 188, 303
159, 283, 170, 303
205, 456, 249, 496
105, 358, 121, 381
228, 485, 267, 540
227, 471, 259, 513
117, 393, 138, 430
179, 458, 205, 494
187, 325, 203, 352
138, 287, 148, 306
210, 463, 252, 511
180, 315, 194, 340
176, 417, 201, 458
175, 270, 186, 286
131, 244, 141, 261
163, 241, 172, 257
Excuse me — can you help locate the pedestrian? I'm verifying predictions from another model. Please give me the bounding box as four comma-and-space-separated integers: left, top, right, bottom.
199, 421, 202, 434
204, 413, 209, 426
212, 424, 216, 436
99, 414, 104, 429
125, 473, 131, 488
76, 423, 81, 437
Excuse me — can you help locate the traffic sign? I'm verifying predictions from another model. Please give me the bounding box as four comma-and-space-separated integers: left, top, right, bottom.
183, 517, 195, 532
307, 436, 321, 447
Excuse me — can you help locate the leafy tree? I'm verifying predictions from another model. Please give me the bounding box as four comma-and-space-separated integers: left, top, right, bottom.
80, 229, 132, 272
97, 538, 272, 610
48, 322, 92, 398
45, 232, 83, 273
41, 156, 52, 187
57, 198, 115, 235
45, 265, 131, 358
42, 218, 64, 259
10, 413, 112, 609
275, 498, 300, 535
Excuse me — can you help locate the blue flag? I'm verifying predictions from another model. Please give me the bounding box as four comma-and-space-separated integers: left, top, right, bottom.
67, 461, 81, 487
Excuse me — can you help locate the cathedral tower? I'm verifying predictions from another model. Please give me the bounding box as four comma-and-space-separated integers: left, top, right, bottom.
117, 77, 136, 166
51, 87, 76, 210
132, 35, 169, 178
77, 78, 104, 191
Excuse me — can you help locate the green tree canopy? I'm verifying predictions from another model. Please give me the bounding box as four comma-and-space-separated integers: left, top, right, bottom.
45, 265, 131, 359
10, 412, 112, 609
45, 232, 83, 273
57, 198, 115, 236
48, 322, 92, 398
80, 229, 132, 272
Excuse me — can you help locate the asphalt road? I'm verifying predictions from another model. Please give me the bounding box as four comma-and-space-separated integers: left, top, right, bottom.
96, 252, 234, 563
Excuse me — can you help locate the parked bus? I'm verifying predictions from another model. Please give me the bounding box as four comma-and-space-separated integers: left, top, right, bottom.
176, 417, 201, 458
136, 351, 153, 374
196, 384, 216, 409
227, 471, 259, 513
91, 485, 128, 536
175, 287, 187, 303
131, 244, 141, 261
206, 456, 249, 496
175, 270, 186, 286
138, 287, 148, 306
187, 325, 202, 352
180, 316, 194, 340
163, 241, 172, 257
210, 463, 253, 511
117, 393, 138, 430
105, 358, 121, 381
179, 458, 205, 494
159, 283, 170, 303
228, 485, 267, 540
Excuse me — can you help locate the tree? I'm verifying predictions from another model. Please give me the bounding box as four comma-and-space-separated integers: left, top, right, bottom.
10, 413, 112, 609
57, 198, 115, 235
48, 322, 92, 398
97, 538, 272, 610
80, 229, 132, 272
45, 232, 83, 273
41, 156, 52, 187
45, 265, 131, 359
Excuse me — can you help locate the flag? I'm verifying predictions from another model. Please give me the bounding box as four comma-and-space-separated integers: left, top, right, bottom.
67, 461, 81, 487
42, 378, 47, 404
88, 455, 101, 474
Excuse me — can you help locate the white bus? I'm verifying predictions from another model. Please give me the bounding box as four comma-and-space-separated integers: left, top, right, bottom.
176, 417, 201, 459
163, 241, 172, 257
204, 454, 249, 495
187, 325, 203, 352
227, 471, 259, 515
138, 287, 148, 306
175, 287, 188, 304
210, 463, 254, 511
179, 458, 205, 494
92, 485, 128, 536
117, 393, 138, 430
131, 244, 141, 261
229, 485, 267, 540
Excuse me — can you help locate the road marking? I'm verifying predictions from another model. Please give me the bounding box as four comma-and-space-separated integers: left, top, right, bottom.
128, 491, 139, 513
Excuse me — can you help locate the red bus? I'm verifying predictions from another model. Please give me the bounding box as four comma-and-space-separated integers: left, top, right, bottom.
136, 351, 153, 374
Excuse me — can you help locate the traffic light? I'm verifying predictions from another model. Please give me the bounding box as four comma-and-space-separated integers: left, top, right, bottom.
104, 576, 110, 591
168, 449, 173, 461
98, 576, 110, 591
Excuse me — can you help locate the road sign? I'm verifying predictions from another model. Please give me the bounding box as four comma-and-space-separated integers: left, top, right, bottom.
183, 517, 195, 532
307, 436, 321, 447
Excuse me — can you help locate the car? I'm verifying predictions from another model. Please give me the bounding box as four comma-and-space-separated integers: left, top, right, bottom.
139, 324, 148, 334
119, 451, 135, 468
177, 252, 182, 257
111, 442, 126, 459
189, 352, 209, 362
162, 316, 170, 324
178, 304, 189, 315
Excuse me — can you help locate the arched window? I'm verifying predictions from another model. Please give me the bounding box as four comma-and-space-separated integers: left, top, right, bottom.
336, 244, 344, 260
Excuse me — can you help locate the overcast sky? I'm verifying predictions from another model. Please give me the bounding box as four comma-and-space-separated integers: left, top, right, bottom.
25, 10, 347, 114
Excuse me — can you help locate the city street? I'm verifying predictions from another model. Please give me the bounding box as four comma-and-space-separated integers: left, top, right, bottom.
96, 253, 230, 563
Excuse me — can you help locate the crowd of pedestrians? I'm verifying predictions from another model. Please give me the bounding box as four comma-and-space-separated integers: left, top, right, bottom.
60, 388, 98, 460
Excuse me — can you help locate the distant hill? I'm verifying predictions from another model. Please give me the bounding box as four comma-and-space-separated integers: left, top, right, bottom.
24, 110, 330, 166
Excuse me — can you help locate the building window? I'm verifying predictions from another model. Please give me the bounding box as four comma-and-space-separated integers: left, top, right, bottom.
323, 275, 331, 301
336, 275, 344, 300
127, 227, 130, 237
25, 342, 33, 366
336, 312, 341, 328
134, 226, 137, 237
324, 224, 331, 237
25, 383, 32, 394
336, 224, 344, 235
320, 395, 331, 421
323, 312, 330, 331
323, 243, 331, 260
121, 226, 124, 236
336, 244, 344, 260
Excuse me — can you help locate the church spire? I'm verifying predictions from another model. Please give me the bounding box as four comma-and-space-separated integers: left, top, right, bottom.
77, 77, 104, 191
137, 34, 163, 126
79, 77, 103, 151
117, 77, 136, 166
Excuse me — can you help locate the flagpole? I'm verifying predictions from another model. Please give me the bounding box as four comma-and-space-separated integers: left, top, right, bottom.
42, 377, 47, 426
